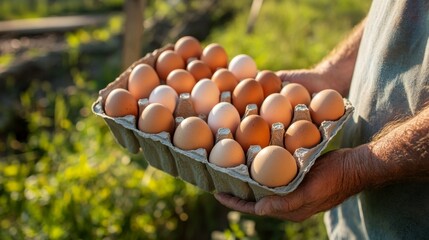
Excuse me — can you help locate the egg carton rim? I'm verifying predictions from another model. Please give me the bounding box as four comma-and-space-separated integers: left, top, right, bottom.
92, 96, 354, 195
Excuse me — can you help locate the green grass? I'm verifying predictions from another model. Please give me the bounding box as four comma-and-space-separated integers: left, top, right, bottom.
0, 53, 14, 68
0, 0, 123, 20
205, 0, 370, 70
0, 0, 371, 239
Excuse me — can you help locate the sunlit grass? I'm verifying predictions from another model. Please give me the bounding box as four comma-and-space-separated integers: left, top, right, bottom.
204, 0, 371, 70
0, 53, 14, 69
0, 0, 124, 20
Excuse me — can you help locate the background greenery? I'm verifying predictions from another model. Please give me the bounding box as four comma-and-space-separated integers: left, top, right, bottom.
0, 0, 123, 20
0, 0, 370, 239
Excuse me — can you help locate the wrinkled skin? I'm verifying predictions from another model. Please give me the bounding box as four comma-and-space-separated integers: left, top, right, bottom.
215, 147, 367, 221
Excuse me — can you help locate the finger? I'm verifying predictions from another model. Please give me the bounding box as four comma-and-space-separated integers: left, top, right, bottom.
275, 198, 334, 222
276, 70, 303, 82
255, 190, 305, 218
276, 69, 326, 94
214, 193, 256, 215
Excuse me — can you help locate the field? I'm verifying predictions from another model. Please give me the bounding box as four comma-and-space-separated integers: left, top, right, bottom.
0, 0, 370, 239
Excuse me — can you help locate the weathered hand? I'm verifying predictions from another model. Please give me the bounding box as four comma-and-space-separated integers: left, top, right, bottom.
215, 147, 368, 221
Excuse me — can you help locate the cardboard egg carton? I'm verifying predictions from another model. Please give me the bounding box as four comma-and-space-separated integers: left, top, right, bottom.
92, 45, 354, 201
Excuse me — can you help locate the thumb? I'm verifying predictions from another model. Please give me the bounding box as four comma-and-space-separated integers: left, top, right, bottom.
276, 69, 324, 94
276, 69, 316, 83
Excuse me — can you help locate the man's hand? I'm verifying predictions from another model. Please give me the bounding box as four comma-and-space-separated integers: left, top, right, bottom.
215, 147, 369, 221
215, 105, 429, 221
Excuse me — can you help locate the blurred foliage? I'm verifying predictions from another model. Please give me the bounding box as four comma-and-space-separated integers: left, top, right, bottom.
205, 0, 370, 70
0, 0, 123, 20
0, 0, 370, 239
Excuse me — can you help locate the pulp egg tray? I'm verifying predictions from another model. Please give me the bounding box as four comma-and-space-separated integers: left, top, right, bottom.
92, 44, 354, 201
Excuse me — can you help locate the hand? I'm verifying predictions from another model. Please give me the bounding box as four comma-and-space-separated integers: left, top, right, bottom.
276, 68, 332, 95
215, 147, 368, 221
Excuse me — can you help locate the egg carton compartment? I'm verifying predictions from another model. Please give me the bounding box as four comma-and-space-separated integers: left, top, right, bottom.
92, 44, 354, 201
92, 102, 140, 154
133, 131, 178, 177
170, 147, 214, 192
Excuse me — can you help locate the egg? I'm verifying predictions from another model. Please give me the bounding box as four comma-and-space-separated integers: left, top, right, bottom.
235, 115, 270, 152
191, 79, 220, 116
173, 116, 214, 153
309, 89, 345, 125
207, 102, 241, 136
232, 78, 264, 116
260, 93, 293, 128
209, 139, 245, 167
128, 63, 160, 100
174, 36, 202, 61
166, 69, 196, 94
156, 50, 185, 80
280, 83, 311, 108
148, 85, 178, 113
186, 60, 212, 81
250, 145, 297, 187
228, 54, 258, 81
104, 88, 138, 118
211, 68, 238, 93
255, 70, 282, 98
200, 43, 228, 71
284, 120, 321, 154
138, 103, 175, 134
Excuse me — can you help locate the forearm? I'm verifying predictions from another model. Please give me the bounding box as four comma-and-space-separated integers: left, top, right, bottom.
354, 105, 429, 189
315, 18, 366, 96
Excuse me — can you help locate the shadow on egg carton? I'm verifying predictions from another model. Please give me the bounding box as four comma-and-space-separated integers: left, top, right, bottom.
92, 45, 355, 201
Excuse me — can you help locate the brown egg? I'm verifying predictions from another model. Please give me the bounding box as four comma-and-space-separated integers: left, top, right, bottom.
166, 69, 196, 94
255, 70, 282, 98
284, 120, 321, 154
211, 68, 238, 93
260, 93, 293, 128
128, 63, 160, 100
186, 60, 212, 81
250, 145, 297, 187
235, 115, 270, 152
174, 36, 202, 61
156, 50, 185, 80
138, 103, 174, 135
104, 88, 138, 118
173, 116, 214, 153
209, 139, 245, 167
200, 43, 228, 72
309, 89, 345, 125
280, 83, 311, 108
232, 78, 264, 116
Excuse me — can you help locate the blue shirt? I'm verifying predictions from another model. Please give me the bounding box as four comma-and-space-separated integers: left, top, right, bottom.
325, 1, 429, 239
